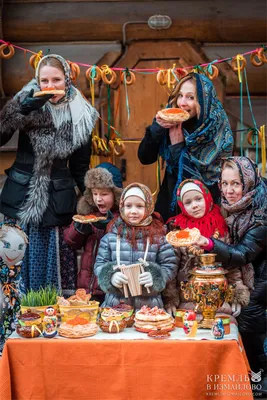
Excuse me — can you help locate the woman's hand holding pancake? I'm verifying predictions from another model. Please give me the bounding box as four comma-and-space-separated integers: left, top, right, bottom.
192, 235, 209, 247
156, 113, 178, 129
20, 89, 53, 115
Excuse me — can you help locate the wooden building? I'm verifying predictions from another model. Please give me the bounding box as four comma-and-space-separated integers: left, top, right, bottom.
0, 0, 266, 191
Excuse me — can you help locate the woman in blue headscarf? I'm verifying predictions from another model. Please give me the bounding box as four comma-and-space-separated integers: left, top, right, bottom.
138, 72, 233, 222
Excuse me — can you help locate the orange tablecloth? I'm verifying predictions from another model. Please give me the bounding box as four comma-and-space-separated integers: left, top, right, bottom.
0, 338, 253, 400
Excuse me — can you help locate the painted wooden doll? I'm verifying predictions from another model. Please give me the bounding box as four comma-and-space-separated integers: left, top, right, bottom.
43, 306, 58, 338
0, 222, 28, 354
182, 310, 198, 337
211, 318, 225, 340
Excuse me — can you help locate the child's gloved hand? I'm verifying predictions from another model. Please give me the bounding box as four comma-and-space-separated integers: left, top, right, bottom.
91, 210, 114, 231
20, 89, 54, 115
139, 271, 153, 288
111, 272, 128, 289
74, 221, 93, 235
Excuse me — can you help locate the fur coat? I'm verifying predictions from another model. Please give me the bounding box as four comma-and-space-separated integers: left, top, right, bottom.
0, 82, 98, 227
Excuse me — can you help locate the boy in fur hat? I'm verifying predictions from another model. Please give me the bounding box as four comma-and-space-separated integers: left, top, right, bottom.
64, 163, 123, 302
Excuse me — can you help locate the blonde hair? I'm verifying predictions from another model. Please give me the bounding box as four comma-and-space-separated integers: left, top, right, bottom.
222, 159, 239, 172
169, 75, 201, 119
38, 57, 65, 75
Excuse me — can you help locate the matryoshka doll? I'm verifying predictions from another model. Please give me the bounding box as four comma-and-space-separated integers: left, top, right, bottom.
211, 318, 224, 340
182, 310, 198, 337
43, 306, 58, 338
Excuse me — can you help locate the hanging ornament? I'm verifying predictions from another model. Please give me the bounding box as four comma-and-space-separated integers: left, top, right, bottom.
120, 70, 136, 85
110, 139, 125, 157
101, 65, 117, 85
68, 62, 80, 80
231, 54, 246, 74
156, 70, 167, 85
85, 65, 102, 82
0, 43, 15, 59
29, 51, 43, 69
250, 49, 264, 67
247, 129, 262, 146
204, 64, 219, 80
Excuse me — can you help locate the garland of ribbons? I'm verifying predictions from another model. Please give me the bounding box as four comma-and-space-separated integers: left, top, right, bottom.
0, 39, 266, 177
1, 39, 266, 74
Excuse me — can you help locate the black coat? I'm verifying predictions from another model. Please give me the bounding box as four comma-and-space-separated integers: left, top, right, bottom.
0, 99, 92, 227
213, 224, 267, 334
138, 121, 220, 222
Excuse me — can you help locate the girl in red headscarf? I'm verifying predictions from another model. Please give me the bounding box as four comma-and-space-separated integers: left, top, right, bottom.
163, 179, 250, 322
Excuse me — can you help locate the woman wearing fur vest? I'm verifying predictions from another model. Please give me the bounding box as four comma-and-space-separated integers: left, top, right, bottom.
0, 54, 98, 294
94, 183, 178, 309
64, 163, 123, 303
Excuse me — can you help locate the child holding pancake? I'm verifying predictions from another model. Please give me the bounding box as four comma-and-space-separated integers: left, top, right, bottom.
64, 163, 123, 303
163, 179, 250, 322
94, 183, 178, 309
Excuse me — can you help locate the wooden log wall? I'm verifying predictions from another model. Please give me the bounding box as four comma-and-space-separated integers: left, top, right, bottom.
1, 0, 266, 98
3, 0, 266, 43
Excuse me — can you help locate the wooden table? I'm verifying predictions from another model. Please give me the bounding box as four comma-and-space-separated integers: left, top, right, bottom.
0, 327, 253, 400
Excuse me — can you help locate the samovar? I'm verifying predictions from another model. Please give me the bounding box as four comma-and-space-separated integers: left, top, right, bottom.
180, 254, 234, 329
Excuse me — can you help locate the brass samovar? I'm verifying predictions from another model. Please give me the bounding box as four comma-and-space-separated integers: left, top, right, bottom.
180, 254, 234, 329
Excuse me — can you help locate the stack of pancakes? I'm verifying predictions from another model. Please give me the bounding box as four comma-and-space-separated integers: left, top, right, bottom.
134, 306, 174, 332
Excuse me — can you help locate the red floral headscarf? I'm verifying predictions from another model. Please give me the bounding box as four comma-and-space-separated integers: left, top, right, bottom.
169, 179, 228, 238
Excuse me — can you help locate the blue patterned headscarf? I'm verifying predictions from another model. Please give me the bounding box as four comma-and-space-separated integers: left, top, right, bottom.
159, 72, 233, 209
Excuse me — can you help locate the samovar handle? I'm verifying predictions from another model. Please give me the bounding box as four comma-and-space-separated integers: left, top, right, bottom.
225, 283, 236, 303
